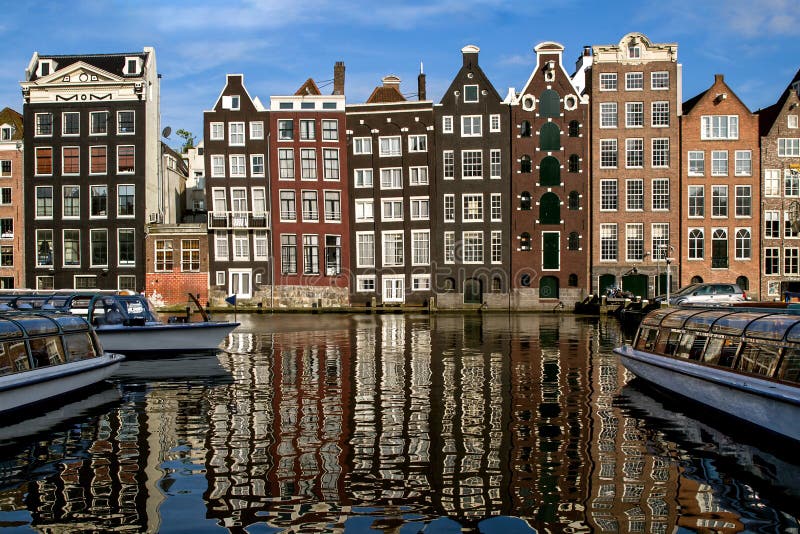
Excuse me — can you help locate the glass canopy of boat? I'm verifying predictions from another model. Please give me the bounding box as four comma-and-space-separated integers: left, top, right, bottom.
641, 308, 800, 342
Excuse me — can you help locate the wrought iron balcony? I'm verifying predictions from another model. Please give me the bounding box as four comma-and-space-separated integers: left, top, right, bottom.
711, 256, 729, 268
207, 211, 270, 229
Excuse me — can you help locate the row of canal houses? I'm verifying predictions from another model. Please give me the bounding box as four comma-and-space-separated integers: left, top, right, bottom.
14, 32, 800, 308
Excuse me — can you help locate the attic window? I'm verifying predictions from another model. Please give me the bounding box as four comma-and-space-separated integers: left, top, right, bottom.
0, 125, 12, 141
322, 102, 337, 109
222, 95, 240, 110
37, 60, 54, 78
789, 115, 799, 129
628, 46, 641, 59
279, 102, 293, 110
463, 85, 479, 103
124, 57, 141, 76
301, 102, 315, 110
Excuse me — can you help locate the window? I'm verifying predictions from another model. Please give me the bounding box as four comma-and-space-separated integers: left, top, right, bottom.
281, 235, 297, 274
651, 138, 669, 168
490, 149, 501, 179
462, 150, 482, 179
786, 248, 800, 275
90, 185, 108, 218
252, 187, 267, 216
785, 169, 800, 197
651, 101, 670, 127
786, 211, 799, 238
325, 235, 342, 275
461, 116, 482, 137
89, 228, 108, 267
463, 84, 479, 102
354, 168, 373, 188
232, 230, 249, 261
383, 232, 404, 266
625, 72, 643, 90
356, 232, 375, 267
354, 199, 374, 222
568, 120, 580, 137
408, 135, 427, 152
300, 119, 315, 141
600, 102, 617, 128
765, 169, 780, 196
35, 147, 53, 175
155, 239, 173, 271
410, 197, 429, 220
324, 191, 341, 222
36, 229, 53, 266
214, 231, 228, 261
0, 126, 10, 141
490, 114, 501, 132
735, 151, 752, 176
62, 112, 79, 135
353, 137, 372, 154
712, 185, 728, 217
86, 146, 106, 175
36, 186, 53, 219
490, 231, 502, 264
0, 218, 11, 239
652, 224, 669, 261
765, 248, 780, 275
600, 224, 617, 261
600, 73, 617, 91
444, 232, 455, 263
765, 210, 780, 238
117, 145, 134, 173
118, 229, 135, 265
600, 180, 618, 211
0, 187, 10, 205
735, 229, 751, 260
0, 245, 12, 267
180, 239, 200, 272
789, 115, 799, 129
228, 122, 245, 146
411, 274, 430, 291
379, 136, 401, 157
443, 150, 455, 179
490, 193, 502, 222
711, 150, 728, 176
380, 168, 402, 189
321, 119, 338, 141
568, 190, 580, 210
118, 111, 134, 134
90, 111, 108, 135
210, 122, 224, 140
444, 194, 455, 222
626, 224, 644, 261
117, 184, 135, 217
652, 179, 669, 210
279, 190, 296, 221
357, 276, 376, 292
688, 186, 704, 217
250, 154, 265, 176
625, 138, 643, 168
701, 115, 739, 140
381, 198, 403, 221
688, 229, 704, 259
442, 115, 453, 133
322, 149, 339, 180
463, 194, 483, 222
735, 185, 751, 217
411, 230, 430, 265
628, 45, 641, 58
301, 191, 318, 221
462, 231, 483, 264
688, 151, 704, 176
278, 149, 294, 179
250, 121, 264, 140
651, 71, 669, 89
35, 113, 53, 136
210, 155, 225, 178
625, 102, 643, 127
60, 146, 79, 174
0, 160, 10, 177
600, 139, 617, 168
409, 166, 428, 185
278, 120, 293, 140
300, 149, 316, 180
229, 154, 246, 177
626, 179, 644, 211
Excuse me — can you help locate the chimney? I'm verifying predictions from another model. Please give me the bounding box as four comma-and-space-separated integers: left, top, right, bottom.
583, 45, 591, 57
382, 75, 401, 88
333, 61, 345, 95
714, 73, 724, 84
418, 62, 426, 101
461, 44, 480, 67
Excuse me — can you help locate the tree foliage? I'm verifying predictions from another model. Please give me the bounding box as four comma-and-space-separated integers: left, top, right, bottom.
176, 129, 195, 153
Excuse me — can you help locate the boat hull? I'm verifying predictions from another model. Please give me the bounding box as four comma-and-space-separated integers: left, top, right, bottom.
96, 322, 239, 356
615, 345, 800, 442
0, 353, 124, 414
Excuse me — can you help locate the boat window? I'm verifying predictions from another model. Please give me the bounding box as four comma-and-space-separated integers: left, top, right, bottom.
778, 348, 800, 383
683, 311, 732, 333
28, 336, 66, 368
3, 341, 30, 372
55, 315, 90, 332
0, 319, 23, 340
635, 327, 658, 351
63, 332, 98, 362
736, 343, 781, 377
662, 309, 705, 329
641, 308, 675, 327
783, 323, 800, 344
676, 334, 707, 360
663, 331, 681, 356
745, 315, 800, 341
711, 313, 767, 337
17, 317, 60, 336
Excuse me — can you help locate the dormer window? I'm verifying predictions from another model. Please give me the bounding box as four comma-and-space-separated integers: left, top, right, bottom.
628, 45, 641, 59
0, 125, 13, 141
222, 95, 240, 110
37, 59, 55, 78
124, 57, 142, 76
463, 85, 479, 103
789, 115, 799, 129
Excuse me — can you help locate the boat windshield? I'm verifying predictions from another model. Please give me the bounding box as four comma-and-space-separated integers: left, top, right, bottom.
745, 315, 800, 341
117, 296, 160, 323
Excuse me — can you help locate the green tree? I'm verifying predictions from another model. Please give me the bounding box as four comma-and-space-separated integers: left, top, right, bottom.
176, 129, 195, 153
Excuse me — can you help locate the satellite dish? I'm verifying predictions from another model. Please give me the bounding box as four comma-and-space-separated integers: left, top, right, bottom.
162, 126, 171, 138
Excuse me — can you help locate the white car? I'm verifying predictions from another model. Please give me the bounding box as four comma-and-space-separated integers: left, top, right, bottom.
657, 283, 746, 305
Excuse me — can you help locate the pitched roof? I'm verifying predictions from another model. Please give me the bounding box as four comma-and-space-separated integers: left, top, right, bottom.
681, 89, 708, 115
0, 107, 23, 140
365, 85, 407, 103
294, 78, 321, 96
31, 52, 148, 81
758, 67, 800, 136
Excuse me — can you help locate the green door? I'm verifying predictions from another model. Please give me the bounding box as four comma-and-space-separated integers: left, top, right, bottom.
656, 273, 668, 296
539, 156, 560, 186
599, 274, 616, 294
540, 123, 560, 150
622, 274, 648, 298
539, 89, 560, 118
464, 278, 482, 304
542, 232, 560, 270
539, 276, 559, 299
539, 193, 560, 224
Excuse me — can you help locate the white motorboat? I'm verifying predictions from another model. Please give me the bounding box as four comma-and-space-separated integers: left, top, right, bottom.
0, 312, 124, 414
615, 307, 800, 442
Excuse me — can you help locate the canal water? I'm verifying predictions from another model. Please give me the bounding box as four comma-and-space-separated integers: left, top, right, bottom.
0, 313, 798, 533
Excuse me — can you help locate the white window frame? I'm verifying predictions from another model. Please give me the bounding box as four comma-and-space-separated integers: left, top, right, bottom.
250, 154, 265, 177
600, 102, 617, 128
249, 121, 264, 140
461, 115, 482, 137
211, 155, 225, 178
442, 115, 454, 134
462, 231, 484, 264
354, 199, 374, 223
462, 193, 484, 222
356, 275, 376, 292
380, 168, 402, 190
444, 194, 455, 223
701, 115, 739, 140
408, 134, 427, 152
490, 114, 501, 133
229, 154, 247, 178
410, 196, 430, 221
381, 197, 403, 222
210, 122, 224, 141
411, 229, 430, 266
490, 193, 502, 222
229, 122, 245, 146
353, 137, 372, 155
382, 231, 404, 267
356, 232, 375, 268
379, 136, 401, 157
354, 168, 373, 188
409, 166, 429, 185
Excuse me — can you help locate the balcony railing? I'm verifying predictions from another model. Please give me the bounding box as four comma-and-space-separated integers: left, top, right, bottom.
711, 256, 729, 268
208, 211, 270, 229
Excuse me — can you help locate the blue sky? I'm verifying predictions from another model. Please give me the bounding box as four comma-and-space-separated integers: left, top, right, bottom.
1, 0, 797, 150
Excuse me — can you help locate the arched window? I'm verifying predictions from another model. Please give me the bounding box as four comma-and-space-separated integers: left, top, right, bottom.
688, 229, 704, 259
568, 120, 580, 137
520, 191, 532, 210
539, 156, 560, 186
735, 229, 751, 260
539, 89, 560, 118
712, 228, 728, 268
736, 275, 749, 291
568, 154, 580, 173
520, 155, 532, 173
492, 277, 503, 292
568, 232, 579, 250
568, 273, 578, 287
520, 120, 531, 137
444, 277, 456, 291
691, 275, 704, 284
540, 123, 560, 150
520, 232, 531, 251
539, 193, 560, 224
520, 273, 531, 287
568, 191, 580, 210
539, 275, 559, 298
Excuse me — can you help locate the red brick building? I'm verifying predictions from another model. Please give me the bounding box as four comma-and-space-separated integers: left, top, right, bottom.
680, 74, 761, 295
145, 223, 209, 307
0, 107, 24, 288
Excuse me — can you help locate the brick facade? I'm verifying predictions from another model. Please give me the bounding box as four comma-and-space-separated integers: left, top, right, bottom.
145, 223, 209, 306
0, 107, 24, 289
